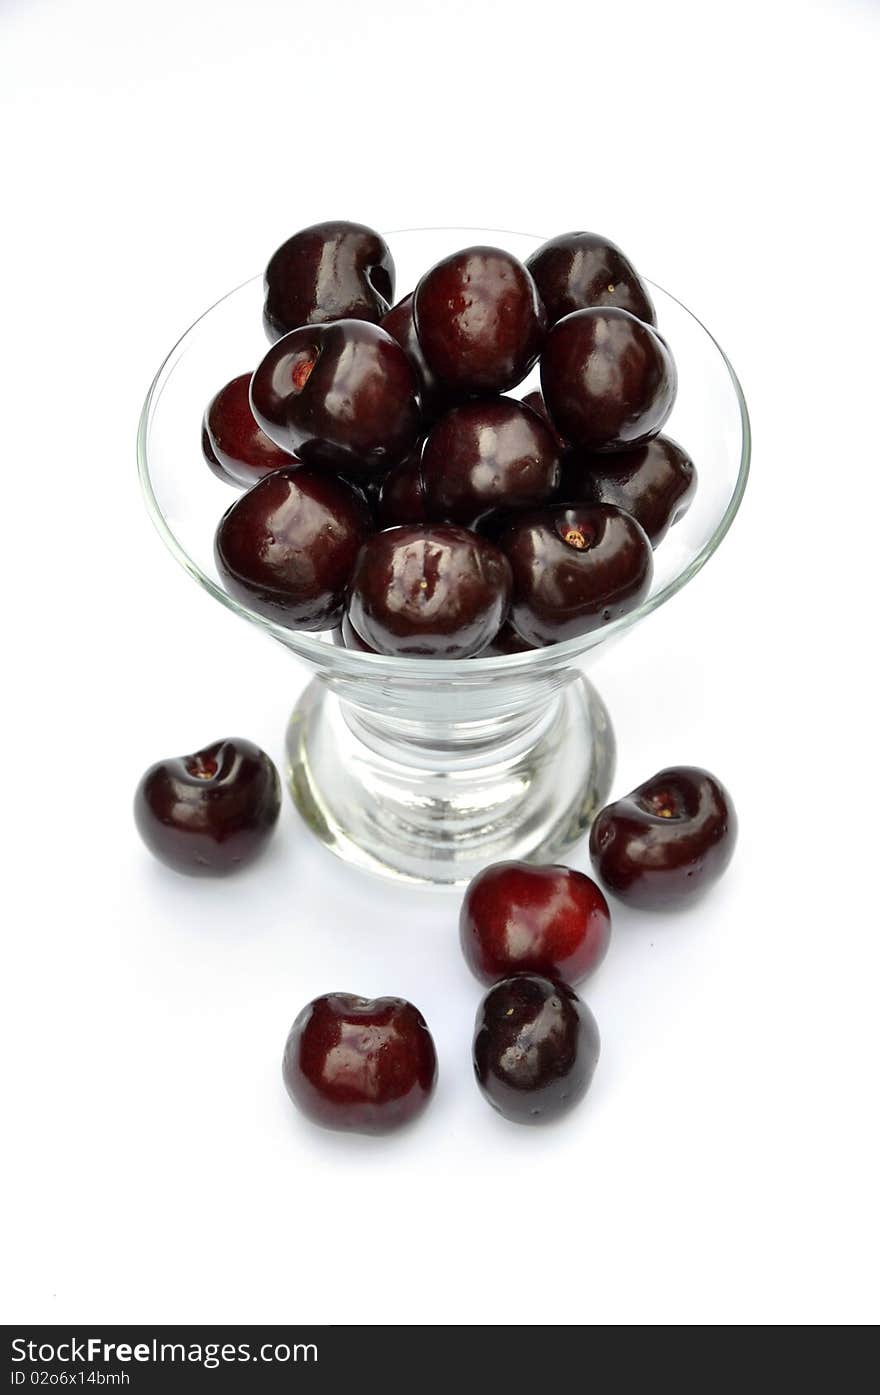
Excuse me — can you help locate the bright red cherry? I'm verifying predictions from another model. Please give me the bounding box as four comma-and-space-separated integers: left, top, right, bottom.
282, 992, 438, 1134
460, 861, 611, 986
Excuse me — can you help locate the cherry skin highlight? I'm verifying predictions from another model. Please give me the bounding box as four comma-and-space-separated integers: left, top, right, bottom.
540, 307, 676, 452
202, 373, 294, 488
282, 992, 438, 1135
414, 246, 546, 394
460, 861, 611, 987
557, 435, 697, 546
134, 738, 281, 877
473, 973, 600, 1124
497, 504, 653, 646
250, 320, 421, 476
214, 466, 372, 630
348, 525, 512, 659
420, 397, 561, 528
263, 220, 394, 341
590, 767, 737, 909
526, 230, 656, 327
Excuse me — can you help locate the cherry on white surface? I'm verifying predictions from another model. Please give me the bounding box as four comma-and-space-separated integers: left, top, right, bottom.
1, 0, 878, 1326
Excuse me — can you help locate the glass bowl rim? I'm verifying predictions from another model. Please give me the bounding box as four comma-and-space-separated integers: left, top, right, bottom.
136, 227, 751, 677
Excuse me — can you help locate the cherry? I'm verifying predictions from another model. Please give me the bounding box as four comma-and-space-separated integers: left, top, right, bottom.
460, 861, 611, 986
540, 307, 676, 452
263, 220, 394, 341
250, 320, 421, 476
590, 767, 737, 909
557, 435, 697, 546
282, 992, 438, 1134
380, 293, 451, 419
498, 504, 653, 646
348, 525, 512, 659
473, 973, 600, 1124
480, 621, 536, 656
420, 398, 561, 528
214, 466, 372, 630
377, 445, 430, 528
526, 230, 656, 327
520, 389, 567, 450
414, 246, 546, 393
202, 373, 294, 488
134, 738, 280, 876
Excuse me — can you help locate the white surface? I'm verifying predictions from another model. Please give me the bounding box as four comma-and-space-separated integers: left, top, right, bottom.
1, 0, 877, 1327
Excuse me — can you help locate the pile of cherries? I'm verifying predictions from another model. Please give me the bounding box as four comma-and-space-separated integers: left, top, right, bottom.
203, 220, 696, 657
135, 739, 736, 1130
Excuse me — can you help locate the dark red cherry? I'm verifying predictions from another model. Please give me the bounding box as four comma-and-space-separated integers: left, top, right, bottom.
250, 320, 421, 476
202, 373, 295, 488
541, 308, 676, 452
214, 466, 372, 630
414, 246, 546, 393
557, 435, 697, 546
473, 974, 600, 1124
526, 231, 656, 327
134, 738, 281, 876
590, 767, 737, 909
460, 862, 611, 987
380, 293, 452, 419
420, 398, 561, 528
520, 389, 568, 450
498, 504, 653, 646
377, 445, 430, 528
282, 992, 438, 1135
348, 525, 512, 659
479, 621, 536, 656
263, 220, 394, 341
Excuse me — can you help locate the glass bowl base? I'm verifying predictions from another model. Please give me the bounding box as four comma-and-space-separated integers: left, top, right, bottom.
286, 675, 616, 887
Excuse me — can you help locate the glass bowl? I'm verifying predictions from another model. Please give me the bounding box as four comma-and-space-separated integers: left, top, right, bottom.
137, 228, 750, 886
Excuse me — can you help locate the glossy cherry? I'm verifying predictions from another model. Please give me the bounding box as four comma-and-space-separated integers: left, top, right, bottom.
134, 738, 281, 876
520, 389, 568, 450
380, 293, 450, 418
251, 320, 421, 476
202, 373, 294, 487
348, 525, 512, 659
282, 992, 438, 1135
541, 307, 676, 452
461, 861, 611, 987
498, 504, 653, 646
558, 435, 697, 546
473, 973, 600, 1124
377, 446, 430, 528
526, 230, 656, 326
420, 398, 561, 528
414, 246, 546, 393
214, 466, 372, 630
590, 767, 737, 909
263, 220, 394, 341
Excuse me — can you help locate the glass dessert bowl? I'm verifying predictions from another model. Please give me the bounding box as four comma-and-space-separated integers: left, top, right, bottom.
137, 228, 750, 887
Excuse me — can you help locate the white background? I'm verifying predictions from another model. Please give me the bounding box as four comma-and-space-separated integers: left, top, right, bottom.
2, 0, 878, 1326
